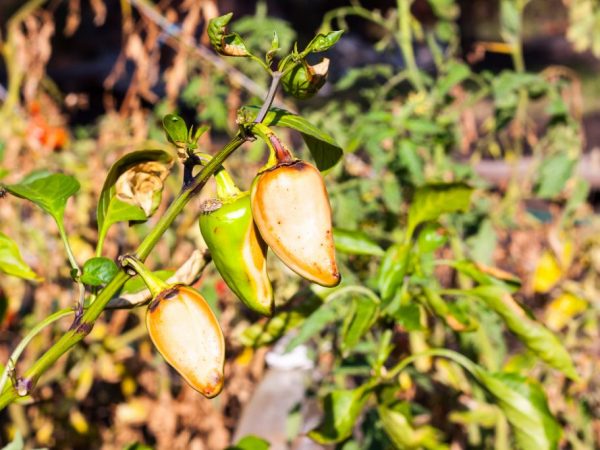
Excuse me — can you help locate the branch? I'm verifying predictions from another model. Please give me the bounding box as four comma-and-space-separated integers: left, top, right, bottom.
0, 132, 248, 409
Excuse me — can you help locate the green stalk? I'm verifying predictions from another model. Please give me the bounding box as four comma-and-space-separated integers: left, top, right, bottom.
121, 256, 170, 298
396, 0, 424, 92
56, 220, 79, 272
0, 308, 73, 395
384, 348, 478, 381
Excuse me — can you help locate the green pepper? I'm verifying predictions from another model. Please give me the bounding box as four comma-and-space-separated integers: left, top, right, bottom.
199, 168, 274, 315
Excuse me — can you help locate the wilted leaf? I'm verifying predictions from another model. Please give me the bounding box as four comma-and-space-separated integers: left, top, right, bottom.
115, 161, 170, 216
108, 250, 207, 309
0, 232, 41, 281
96, 150, 173, 254
532, 247, 570, 294
544, 292, 587, 331
207, 13, 251, 57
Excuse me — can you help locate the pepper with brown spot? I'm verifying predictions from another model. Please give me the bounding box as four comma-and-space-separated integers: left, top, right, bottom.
250, 126, 340, 287
121, 256, 225, 398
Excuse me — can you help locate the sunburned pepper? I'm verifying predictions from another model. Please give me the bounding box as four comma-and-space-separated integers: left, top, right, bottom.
250, 127, 340, 287
199, 168, 274, 315
121, 256, 225, 398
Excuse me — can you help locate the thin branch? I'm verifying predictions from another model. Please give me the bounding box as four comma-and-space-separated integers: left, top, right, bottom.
129, 0, 293, 111
254, 72, 282, 124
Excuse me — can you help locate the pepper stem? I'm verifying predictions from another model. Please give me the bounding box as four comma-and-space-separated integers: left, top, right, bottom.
251, 123, 294, 169
214, 167, 242, 200
120, 256, 170, 299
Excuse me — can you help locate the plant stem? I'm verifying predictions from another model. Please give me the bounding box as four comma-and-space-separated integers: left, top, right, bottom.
120, 255, 170, 298
56, 220, 79, 272
396, 0, 425, 93
0, 308, 73, 395
254, 71, 282, 124
384, 348, 478, 381
0, 133, 248, 409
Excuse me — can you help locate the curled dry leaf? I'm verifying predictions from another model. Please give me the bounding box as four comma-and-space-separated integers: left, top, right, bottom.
115, 161, 172, 216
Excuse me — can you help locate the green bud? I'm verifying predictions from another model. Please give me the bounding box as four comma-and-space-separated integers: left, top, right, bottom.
281, 58, 330, 100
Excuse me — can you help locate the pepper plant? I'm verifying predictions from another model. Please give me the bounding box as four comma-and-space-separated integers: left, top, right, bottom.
0, 13, 344, 407
0, 3, 592, 450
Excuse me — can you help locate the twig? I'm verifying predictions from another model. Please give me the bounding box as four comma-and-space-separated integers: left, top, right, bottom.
129, 0, 293, 112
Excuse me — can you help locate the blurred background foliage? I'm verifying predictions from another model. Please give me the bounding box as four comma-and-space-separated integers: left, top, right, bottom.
1, 0, 600, 449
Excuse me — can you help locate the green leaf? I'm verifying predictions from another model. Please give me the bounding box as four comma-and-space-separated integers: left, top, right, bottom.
450, 260, 521, 292
391, 303, 423, 331
162, 114, 188, 148
81, 257, 119, 286
333, 228, 384, 256
240, 106, 343, 171
500, 0, 522, 45
473, 370, 560, 450
96, 150, 173, 253
382, 173, 402, 213
304, 30, 344, 53
266, 31, 280, 66
416, 224, 447, 253
436, 62, 471, 97
122, 443, 154, 450
421, 287, 477, 331
227, 435, 270, 450
286, 287, 380, 353
4, 173, 80, 224
285, 298, 341, 352
467, 218, 497, 265
469, 286, 578, 379
239, 295, 322, 348
407, 183, 473, 238
1, 431, 24, 450
341, 290, 380, 352
308, 384, 374, 444
378, 243, 410, 301
0, 232, 41, 281
378, 404, 447, 450
534, 153, 576, 199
